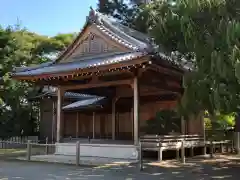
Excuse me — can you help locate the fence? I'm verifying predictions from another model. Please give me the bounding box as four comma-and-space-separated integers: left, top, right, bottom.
0, 140, 56, 161
0, 132, 238, 169
0, 136, 38, 148
0, 140, 138, 165
205, 129, 235, 141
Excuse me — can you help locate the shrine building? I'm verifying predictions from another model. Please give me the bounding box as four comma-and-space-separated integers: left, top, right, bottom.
12, 9, 203, 158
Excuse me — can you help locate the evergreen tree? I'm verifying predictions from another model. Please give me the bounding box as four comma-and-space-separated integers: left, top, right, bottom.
0, 25, 75, 138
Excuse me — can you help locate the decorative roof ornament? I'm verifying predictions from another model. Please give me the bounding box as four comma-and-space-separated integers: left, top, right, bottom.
88, 7, 99, 23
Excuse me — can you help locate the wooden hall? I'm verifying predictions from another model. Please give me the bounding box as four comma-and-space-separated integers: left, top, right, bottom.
12, 9, 203, 159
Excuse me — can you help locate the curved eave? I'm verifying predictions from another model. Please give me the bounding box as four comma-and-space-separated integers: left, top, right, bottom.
12, 53, 150, 81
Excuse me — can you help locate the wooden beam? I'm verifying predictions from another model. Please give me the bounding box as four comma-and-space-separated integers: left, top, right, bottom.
142, 69, 182, 83
149, 64, 183, 79
116, 84, 179, 98
149, 64, 184, 76
140, 76, 183, 93
63, 79, 133, 91
89, 75, 99, 84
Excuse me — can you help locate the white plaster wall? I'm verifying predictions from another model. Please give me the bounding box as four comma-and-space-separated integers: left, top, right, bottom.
55, 143, 138, 160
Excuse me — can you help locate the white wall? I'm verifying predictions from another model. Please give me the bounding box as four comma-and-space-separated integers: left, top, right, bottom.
55, 143, 138, 160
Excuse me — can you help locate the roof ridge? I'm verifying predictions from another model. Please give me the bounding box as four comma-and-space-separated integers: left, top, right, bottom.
88, 8, 155, 52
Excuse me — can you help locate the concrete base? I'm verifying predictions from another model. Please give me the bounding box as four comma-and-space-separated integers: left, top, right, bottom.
55, 143, 138, 160
17, 154, 137, 166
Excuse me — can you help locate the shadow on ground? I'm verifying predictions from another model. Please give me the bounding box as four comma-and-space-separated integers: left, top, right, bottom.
0, 154, 240, 180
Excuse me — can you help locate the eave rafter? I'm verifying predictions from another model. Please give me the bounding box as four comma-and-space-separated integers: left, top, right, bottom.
15, 59, 152, 83
148, 64, 183, 79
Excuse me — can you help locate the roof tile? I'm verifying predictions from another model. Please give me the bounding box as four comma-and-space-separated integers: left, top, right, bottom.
13, 51, 146, 77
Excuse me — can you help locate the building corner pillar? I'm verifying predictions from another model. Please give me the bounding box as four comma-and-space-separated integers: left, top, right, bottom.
112, 98, 116, 140
133, 77, 139, 146
56, 87, 64, 142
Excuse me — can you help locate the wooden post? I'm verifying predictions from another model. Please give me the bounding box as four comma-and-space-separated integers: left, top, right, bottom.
56, 87, 64, 142
176, 149, 180, 160
181, 140, 185, 164
220, 143, 223, 153
76, 141, 80, 166
237, 132, 240, 154
158, 147, 163, 162
210, 140, 214, 158
92, 112, 95, 139
52, 101, 56, 143
131, 107, 134, 140
133, 77, 139, 146
26, 140, 31, 161
45, 137, 49, 155
139, 140, 143, 171
112, 99, 116, 140
190, 146, 194, 157
76, 112, 79, 138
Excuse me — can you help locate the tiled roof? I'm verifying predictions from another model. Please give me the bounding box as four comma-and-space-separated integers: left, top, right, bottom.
40, 86, 99, 100
55, 92, 97, 99
13, 51, 146, 77
62, 97, 105, 110
14, 61, 55, 73
89, 9, 156, 52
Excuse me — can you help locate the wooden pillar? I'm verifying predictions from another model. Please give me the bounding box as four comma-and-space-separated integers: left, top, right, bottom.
76, 112, 79, 138
56, 87, 64, 142
112, 99, 116, 140
133, 77, 139, 145
52, 101, 56, 142
131, 107, 134, 140
93, 112, 95, 139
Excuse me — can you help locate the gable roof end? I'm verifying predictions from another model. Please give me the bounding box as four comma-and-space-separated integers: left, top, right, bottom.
55, 8, 156, 63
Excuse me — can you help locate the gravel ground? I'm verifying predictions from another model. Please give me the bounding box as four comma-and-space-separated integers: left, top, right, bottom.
0, 155, 240, 180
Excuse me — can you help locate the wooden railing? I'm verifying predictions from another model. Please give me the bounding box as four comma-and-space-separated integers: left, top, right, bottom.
140, 134, 204, 149
140, 134, 205, 161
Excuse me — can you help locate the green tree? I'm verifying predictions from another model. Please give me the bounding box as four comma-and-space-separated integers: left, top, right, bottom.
142, 0, 240, 122
0, 25, 75, 138
97, 0, 149, 32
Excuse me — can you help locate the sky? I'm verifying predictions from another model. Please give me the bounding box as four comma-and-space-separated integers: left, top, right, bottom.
0, 0, 98, 36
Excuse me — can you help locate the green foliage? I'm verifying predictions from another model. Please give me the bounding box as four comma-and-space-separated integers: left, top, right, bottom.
204, 112, 235, 141
142, 0, 240, 119
205, 112, 235, 130
0, 25, 75, 138
97, 0, 149, 33
142, 110, 181, 135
